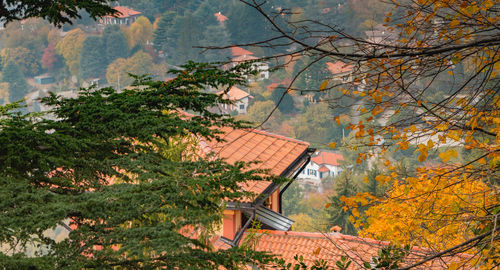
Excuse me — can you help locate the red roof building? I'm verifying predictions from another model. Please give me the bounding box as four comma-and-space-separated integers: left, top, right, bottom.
231, 46, 254, 57
101, 6, 141, 26
214, 12, 228, 23
214, 86, 253, 115
298, 150, 344, 186
200, 127, 313, 245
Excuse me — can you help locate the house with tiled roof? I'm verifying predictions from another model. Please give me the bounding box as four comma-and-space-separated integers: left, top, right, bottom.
297, 150, 344, 187
202, 127, 314, 246
214, 12, 228, 24
101, 6, 141, 26
327, 61, 354, 83
216, 86, 253, 114
230, 47, 269, 81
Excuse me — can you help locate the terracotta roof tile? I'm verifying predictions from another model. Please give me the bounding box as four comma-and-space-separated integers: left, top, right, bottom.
310, 151, 344, 166
214, 12, 228, 23
217, 86, 252, 101
318, 166, 329, 172
105, 6, 141, 18
326, 61, 353, 74
233, 230, 471, 269
205, 128, 310, 198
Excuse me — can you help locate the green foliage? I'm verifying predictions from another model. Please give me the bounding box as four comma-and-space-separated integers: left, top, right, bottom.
271, 84, 296, 114
0, 47, 41, 76
363, 245, 411, 269
293, 103, 345, 147
102, 25, 130, 65
201, 25, 232, 62
327, 171, 359, 235
0, 62, 274, 269
153, 11, 177, 52
79, 36, 106, 79
1, 61, 29, 102
0, 0, 118, 26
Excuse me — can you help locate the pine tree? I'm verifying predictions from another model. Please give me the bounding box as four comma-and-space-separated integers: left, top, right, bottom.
79, 36, 106, 79
201, 25, 231, 62
1, 60, 29, 102
327, 171, 359, 235
271, 84, 295, 114
152, 11, 176, 52
102, 30, 129, 65
0, 62, 273, 268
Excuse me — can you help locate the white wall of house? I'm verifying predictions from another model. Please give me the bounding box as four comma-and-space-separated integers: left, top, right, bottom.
220, 96, 250, 115
297, 161, 343, 186
235, 96, 250, 114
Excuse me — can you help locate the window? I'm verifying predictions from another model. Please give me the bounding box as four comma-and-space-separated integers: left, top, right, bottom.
307, 169, 317, 176
239, 104, 245, 110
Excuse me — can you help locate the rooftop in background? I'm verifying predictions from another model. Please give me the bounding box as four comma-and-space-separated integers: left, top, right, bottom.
231, 46, 254, 57
216, 86, 252, 101
326, 61, 353, 74
310, 151, 344, 166
232, 54, 259, 62
105, 6, 141, 18
214, 12, 228, 23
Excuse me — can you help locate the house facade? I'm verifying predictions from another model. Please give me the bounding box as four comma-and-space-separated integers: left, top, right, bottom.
101, 6, 141, 26
297, 150, 344, 186
216, 86, 253, 115
231, 47, 270, 81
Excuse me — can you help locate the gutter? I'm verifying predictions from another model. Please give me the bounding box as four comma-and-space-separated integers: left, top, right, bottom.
279, 148, 315, 213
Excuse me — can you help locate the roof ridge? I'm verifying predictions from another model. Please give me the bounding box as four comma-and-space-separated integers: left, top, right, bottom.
246, 129, 309, 146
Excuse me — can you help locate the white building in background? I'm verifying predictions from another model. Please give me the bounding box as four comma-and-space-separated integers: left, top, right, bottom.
297, 150, 344, 186
230, 47, 269, 82
216, 86, 253, 115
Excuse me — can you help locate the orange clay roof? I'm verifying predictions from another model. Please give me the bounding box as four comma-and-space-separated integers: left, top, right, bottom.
232, 54, 259, 62
266, 78, 292, 92
318, 166, 329, 172
326, 61, 353, 74
310, 151, 344, 166
212, 230, 470, 269
231, 46, 254, 57
214, 12, 228, 23
202, 128, 309, 199
105, 6, 141, 18
217, 86, 252, 101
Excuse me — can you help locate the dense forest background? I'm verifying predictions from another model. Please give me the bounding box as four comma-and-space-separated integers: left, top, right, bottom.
0, 0, 458, 233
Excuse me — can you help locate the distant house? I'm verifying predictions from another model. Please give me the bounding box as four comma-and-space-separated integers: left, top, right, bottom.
326, 61, 354, 83
101, 6, 141, 26
231, 47, 269, 81
34, 75, 55, 85
214, 12, 228, 25
216, 86, 253, 115
297, 150, 344, 186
